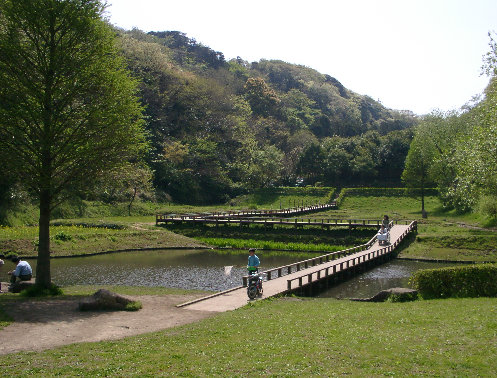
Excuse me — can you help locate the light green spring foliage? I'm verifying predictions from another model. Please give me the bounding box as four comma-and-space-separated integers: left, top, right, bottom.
0, 0, 148, 286
0, 0, 148, 198
402, 33, 497, 216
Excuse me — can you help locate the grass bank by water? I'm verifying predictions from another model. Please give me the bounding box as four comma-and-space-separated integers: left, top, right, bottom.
0, 296, 496, 375
2, 188, 497, 262
0, 220, 207, 258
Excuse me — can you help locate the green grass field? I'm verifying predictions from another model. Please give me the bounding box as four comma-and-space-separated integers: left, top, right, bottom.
2, 189, 497, 263
0, 295, 496, 375
1, 189, 497, 373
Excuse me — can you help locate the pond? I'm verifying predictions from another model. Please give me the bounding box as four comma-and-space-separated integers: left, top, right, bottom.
0, 250, 462, 297
1, 249, 301, 292
316, 259, 463, 299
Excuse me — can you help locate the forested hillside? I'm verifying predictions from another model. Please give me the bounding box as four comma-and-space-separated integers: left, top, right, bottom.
0, 25, 418, 219
116, 29, 417, 203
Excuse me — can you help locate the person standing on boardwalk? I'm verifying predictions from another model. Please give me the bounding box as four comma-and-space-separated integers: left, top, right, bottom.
247, 248, 260, 274
0, 258, 4, 293
382, 215, 390, 229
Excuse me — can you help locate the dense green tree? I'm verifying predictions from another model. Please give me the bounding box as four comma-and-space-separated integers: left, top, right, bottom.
0, 0, 147, 287
452, 77, 497, 213
322, 144, 352, 185
95, 163, 154, 215
377, 129, 412, 184
244, 77, 281, 117
401, 137, 436, 217
245, 145, 284, 189
297, 144, 326, 184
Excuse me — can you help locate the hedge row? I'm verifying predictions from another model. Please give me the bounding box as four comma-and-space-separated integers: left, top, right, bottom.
250, 187, 336, 205
410, 264, 497, 299
253, 187, 335, 197
335, 187, 439, 206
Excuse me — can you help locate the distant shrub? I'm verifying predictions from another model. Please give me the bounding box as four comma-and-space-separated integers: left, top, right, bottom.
253, 187, 335, 197
479, 195, 497, 219
410, 264, 497, 299
125, 301, 142, 311
50, 221, 125, 230
54, 230, 72, 241
20, 284, 63, 297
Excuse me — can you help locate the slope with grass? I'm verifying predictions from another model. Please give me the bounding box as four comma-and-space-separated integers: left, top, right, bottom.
0, 296, 496, 375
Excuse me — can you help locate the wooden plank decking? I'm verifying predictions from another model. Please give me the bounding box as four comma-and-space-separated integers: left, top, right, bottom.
157, 214, 409, 230
156, 203, 337, 225
178, 222, 416, 312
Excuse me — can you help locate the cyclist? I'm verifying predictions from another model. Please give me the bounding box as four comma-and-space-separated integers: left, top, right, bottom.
247, 248, 260, 274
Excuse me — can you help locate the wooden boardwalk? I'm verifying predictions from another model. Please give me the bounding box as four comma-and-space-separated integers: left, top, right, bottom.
156, 203, 337, 225
178, 221, 417, 312
157, 214, 397, 230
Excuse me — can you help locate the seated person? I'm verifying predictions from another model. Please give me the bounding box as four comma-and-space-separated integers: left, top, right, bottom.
8, 256, 32, 284
378, 225, 387, 234
377, 225, 389, 244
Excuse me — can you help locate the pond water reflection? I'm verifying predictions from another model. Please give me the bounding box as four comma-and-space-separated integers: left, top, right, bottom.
0, 250, 462, 297
1, 249, 300, 292
317, 259, 462, 298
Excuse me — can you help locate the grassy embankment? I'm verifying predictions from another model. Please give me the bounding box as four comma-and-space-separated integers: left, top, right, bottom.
1, 187, 497, 262
0, 188, 338, 257
0, 290, 496, 375
1, 189, 497, 373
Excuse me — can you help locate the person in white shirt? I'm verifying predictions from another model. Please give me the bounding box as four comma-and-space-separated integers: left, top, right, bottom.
8, 256, 32, 284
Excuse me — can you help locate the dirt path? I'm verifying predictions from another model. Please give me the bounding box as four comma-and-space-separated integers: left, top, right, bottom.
0, 294, 215, 355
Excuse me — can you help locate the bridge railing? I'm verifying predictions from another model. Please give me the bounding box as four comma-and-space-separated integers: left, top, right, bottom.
155, 203, 337, 223
285, 221, 418, 291
241, 220, 416, 287
242, 233, 379, 287
157, 214, 413, 227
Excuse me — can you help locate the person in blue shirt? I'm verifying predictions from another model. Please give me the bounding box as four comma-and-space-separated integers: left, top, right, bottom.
247, 248, 260, 274
8, 256, 32, 284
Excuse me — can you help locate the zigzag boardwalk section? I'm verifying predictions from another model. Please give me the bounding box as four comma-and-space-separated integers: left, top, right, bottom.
178, 221, 417, 312
156, 214, 386, 231
156, 203, 337, 226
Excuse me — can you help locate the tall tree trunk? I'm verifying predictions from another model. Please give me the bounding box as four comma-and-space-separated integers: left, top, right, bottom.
421, 185, 427, 218
128, 187, 137, 216
37, 189, 52, 288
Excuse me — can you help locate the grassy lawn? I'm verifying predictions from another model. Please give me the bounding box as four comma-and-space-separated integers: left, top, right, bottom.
0, 222, 207, 258
2, 189, 497, 263
1, 189, 496, 372
0, 296, 496, 375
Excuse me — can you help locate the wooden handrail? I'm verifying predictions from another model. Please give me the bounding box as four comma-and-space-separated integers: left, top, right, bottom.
285, 221, 417, 290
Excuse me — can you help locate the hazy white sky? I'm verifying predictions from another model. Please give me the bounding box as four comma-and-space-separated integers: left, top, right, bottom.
106, 0, 496, 115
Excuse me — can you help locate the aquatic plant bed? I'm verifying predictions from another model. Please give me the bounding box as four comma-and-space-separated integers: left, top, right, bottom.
162, 223, 373, 249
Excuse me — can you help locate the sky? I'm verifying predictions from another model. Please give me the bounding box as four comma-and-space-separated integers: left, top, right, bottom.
106, 0, 497, 115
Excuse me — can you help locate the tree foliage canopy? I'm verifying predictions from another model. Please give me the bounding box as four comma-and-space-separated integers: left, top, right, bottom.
0, 0, 147, 286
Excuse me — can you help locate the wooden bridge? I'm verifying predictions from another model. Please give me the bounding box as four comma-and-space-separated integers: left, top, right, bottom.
156, 212, 396, 231
156, 203, 336, 225
178, 221, 417, 312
